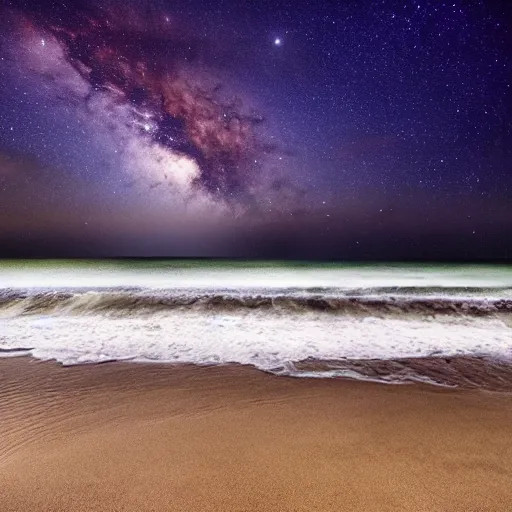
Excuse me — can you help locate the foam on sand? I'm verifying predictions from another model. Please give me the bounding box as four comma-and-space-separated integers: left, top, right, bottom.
1, 309, 511, 374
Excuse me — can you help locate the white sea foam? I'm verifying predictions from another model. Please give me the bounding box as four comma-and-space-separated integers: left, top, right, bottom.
1, 311, 511, 368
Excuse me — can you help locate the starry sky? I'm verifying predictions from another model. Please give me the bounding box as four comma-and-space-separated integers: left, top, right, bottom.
0, 0, 510, 259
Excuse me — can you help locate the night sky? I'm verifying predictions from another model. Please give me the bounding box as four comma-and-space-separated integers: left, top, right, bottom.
0, 0, 510, 259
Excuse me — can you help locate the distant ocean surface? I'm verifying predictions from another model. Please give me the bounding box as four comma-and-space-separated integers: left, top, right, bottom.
1, 260, 511, 388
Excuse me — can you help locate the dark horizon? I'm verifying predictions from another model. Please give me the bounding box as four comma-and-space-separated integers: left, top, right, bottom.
1, 256, 512, 263
1, 235, 510, 262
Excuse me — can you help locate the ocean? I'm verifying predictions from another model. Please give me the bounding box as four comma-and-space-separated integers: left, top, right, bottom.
1, 260, 511, 388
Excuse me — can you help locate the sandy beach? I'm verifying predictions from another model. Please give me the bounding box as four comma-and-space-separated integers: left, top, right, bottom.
0, 358, 511, 511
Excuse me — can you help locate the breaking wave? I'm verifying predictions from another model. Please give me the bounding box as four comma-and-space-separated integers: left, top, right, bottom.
1, 287, 511, 319
1, 281, 511, 390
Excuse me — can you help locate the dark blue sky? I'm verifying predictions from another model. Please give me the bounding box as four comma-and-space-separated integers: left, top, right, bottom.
0, 0, 510, 259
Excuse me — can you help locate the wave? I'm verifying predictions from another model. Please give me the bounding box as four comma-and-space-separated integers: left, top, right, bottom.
0, 288, 511, 319
2, 285, 511, 389
277, 356, 512, 391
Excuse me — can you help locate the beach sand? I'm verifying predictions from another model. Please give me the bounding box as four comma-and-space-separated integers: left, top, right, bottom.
1, 358, 511, 511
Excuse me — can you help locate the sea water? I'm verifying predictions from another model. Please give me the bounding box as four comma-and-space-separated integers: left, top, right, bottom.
1, 260, 511, 385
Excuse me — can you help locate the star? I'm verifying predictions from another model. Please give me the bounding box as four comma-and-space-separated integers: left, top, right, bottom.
274, 38, 282, 46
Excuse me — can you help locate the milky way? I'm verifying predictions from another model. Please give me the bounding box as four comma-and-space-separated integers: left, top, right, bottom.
4, 0, 290, 210
34, 3, 271, 198
0, 0, 510, 258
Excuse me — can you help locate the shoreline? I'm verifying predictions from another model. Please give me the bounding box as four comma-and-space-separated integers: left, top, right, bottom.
3, 352, 512, 390
1, 357, 512, 511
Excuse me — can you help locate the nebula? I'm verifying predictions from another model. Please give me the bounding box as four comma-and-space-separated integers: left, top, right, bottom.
5, 0, 285, 209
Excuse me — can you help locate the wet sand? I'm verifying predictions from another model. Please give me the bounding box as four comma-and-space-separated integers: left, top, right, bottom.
1, 357, 512, 511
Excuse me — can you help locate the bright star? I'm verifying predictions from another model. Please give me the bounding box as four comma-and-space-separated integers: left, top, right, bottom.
274, 38, 281, 46
144, 124, 151, 132
41, 39, 45, 46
